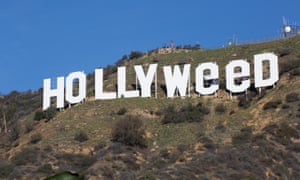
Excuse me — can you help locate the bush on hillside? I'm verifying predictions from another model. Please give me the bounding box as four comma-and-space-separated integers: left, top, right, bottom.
285, 92, 299, 102
30, 133, 42, 144
37, 163, 53, 174
9, 124, 19, 142
276, 48, 293, 57
11, 147, 38, 165
263, 122, 299, 145
290, 68, 300, 76
111, 115, 147, 148
161, 105, 177, 124
0, 160, 14, 179
214, 103, 226, 114
117, 107, 127, 115
103, 65, 117, 79
115, 54, 129, 66
279, 58, 300, 75
34, 109, 45, 121
161, 103, 209, 124
129, 51, 143, 59
34, 107, 57, 121
281, 104, 290, 109
263, 100, 282, 110
24, 120, 34, 133
44, 106, 57, 121
232, 126, 253, 145
45, 171, 82, 180
74, 131, 89, 142
215, 123, 226, 133
55, 153, 96, 173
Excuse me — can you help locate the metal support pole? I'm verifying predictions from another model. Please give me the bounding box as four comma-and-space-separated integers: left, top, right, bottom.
155, 70, 158, 98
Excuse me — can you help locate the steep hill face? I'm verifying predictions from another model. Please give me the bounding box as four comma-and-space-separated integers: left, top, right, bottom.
0, 36, 300, 179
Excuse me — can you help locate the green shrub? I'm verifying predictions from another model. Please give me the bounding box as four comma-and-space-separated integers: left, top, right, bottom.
30, 133, 42, 144
285, 92, 299, 102
196, 102, 210, 115
159, 148, 170, 159
290, 68, 300, 76
179, 103, 204, 122
278, 122, 299, 138
94, 142, 106, 151
44, 145, 53, 152
281, 104, 290, 109
263, 100, 281, 110
215, 103, 226, 114
55, 153, 96, 172
263, 122, 298, 145
111, 115, 146, 148
140, 172, 156, 180
198, 136, 216, 150
117, 107, 127, 115
38, 163, 53, 174
161, 103, 209, 124
215, 123, 226, 133
24, 121, 34, 133
33, 107, 57, 122
232, 126, 253, 145
129, 51, 143, 59
11, 147, 38, 165
276, 48, 293, 57
0, 160, 14, 178
9, 124, 19, 142
46, 171, 81, 180
74, 131, 89, 142
161, 105, 177, 124
34, 109, 45, 121
279, 58, 300, 75
45, 106, 57, 121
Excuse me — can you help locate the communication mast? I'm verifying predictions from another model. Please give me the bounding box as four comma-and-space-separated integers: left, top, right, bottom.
227, 34, 238, 47
170, 40, 174, 49
282, 17, 300, 38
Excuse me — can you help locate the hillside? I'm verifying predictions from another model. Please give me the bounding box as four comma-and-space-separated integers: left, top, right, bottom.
0, 36, 300, 179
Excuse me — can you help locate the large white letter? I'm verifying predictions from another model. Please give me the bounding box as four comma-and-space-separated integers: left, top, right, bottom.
66, 71, 86, 104
254, 53, 279, 88
134, 64, 158, 97
163, 64, 191, 97
195, 62, 219, 95
95, 69, 117, 100
226, 60, 250, 93
43, 77, 64, 110
118, 66, 139, 98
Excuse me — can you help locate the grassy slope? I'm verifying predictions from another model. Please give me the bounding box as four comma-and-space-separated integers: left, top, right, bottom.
2, 36, 300, 179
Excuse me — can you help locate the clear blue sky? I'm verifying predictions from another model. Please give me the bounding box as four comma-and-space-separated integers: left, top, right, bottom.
0, 0, 299, 94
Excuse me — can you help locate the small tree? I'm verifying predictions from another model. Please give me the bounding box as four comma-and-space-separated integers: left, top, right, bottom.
45, 107, 57, 121
111, 116, 146, 148
0, 103, 16, 133
129, 51, 143, 59
34, 109, 45, 121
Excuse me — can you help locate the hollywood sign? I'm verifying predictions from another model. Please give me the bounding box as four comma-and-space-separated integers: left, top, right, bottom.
43, 53, 278, 110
